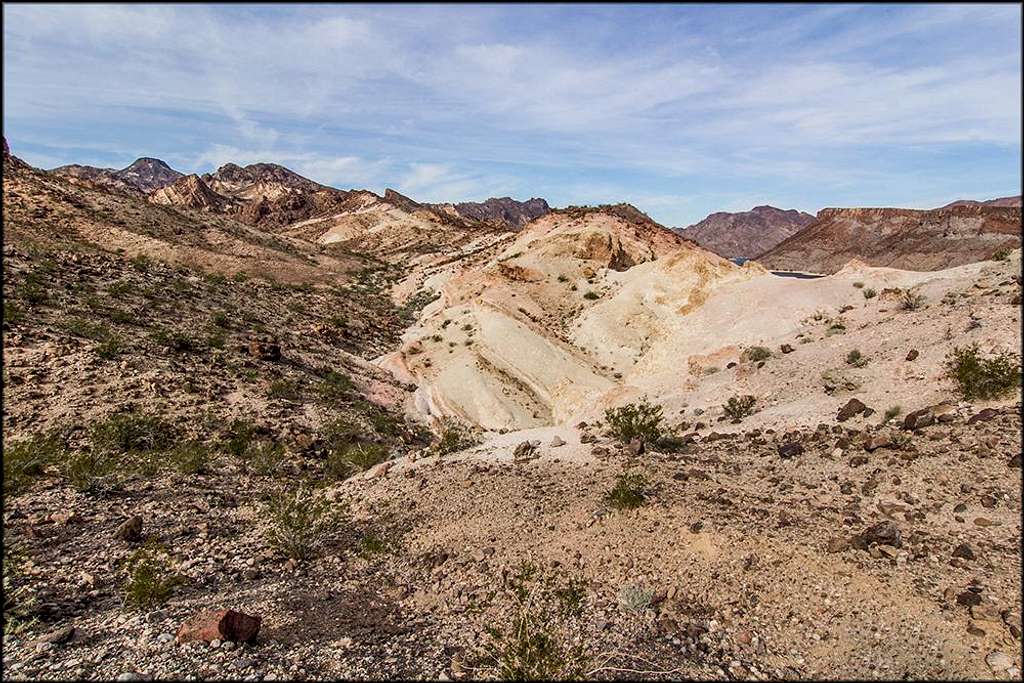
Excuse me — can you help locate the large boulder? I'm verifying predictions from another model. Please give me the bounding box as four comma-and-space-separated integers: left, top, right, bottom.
176, 609, 261, 645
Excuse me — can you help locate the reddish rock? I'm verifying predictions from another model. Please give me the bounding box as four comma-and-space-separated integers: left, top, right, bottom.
176, 609, 261, 645
115, 515, 143, 542
780, 344, 794, 354
902, 408, 935, 431
864, 433, 892, 452
967, 408, 999, 425
836, 398, 868, 422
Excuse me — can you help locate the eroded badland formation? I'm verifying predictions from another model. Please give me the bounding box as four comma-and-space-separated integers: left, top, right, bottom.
3, 139, 1022, 680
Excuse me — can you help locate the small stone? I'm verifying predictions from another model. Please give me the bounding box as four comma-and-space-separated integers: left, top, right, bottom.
115, 516, 143, 543
986, 651, 1013, 673
550, 436, 566, 447
952, 543, 975, 561
902, 408, 934, 431
837, 398, 868, 422
176, 609, 261, 645
777, 442, 803, 459
854, 522, 901, 549
905, 349, 919, 361
957, 591, 983, 607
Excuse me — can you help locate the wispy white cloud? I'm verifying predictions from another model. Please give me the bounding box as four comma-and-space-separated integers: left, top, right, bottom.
2, 4, 1020, 225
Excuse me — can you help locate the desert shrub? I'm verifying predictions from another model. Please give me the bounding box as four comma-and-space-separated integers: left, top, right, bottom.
265, 483, 342, 560
4, 432, 65, 496
15, 272, 49, 307
618, 583, 655, 612
557, 275, 569, 283
846, 349, 868, 368
267, 378, 303, 401
123, 542, 180, 610
862, 288, 877, 299
63, 317, 111, 341
245, 440, 287, 477
825, 318, 847, 336
583, 291, 600, 300
223, 419, 258, 457
604, 399, 664, 443
3, 543, 37, 636
129, 254, 152, 272
357, 530, 393, 557
883, 405, 902, 422
90, 412, 177, 454
62, 449, 119, 492
4, 300, 25, 326
654, 433, 689, 453
325, 442, 389, 480
889, 431, 913, 450
741, 346, 772, 363
167, 442, 210, 475
992, 248, 1011, 261
478, 562, 588, 680
899, 289, 927, 311
605, 472, 648, 510
317, 370, 355, 401
944, 344, 1021, 400
852, 281, 864, 289
432, 418, 480, 455
96, 337, 123, 360
722, 395, 757, 420
151, 327, 199, 353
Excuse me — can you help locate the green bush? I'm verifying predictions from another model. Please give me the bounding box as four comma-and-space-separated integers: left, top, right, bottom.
267, 378, 303, 401
265, 483, 342, 560
479, 562, 588, 680
741, 346, 772, 363
583, 291, 600, 300
722, 395, 757, 420
96, 337, 123, 360
62, 449, 119, 492
992, 248, 1011, 262
605, 472, 648, 510
432, 418, 480, 455
245, 440, 286, 477
151, 328, 200, 353
3, 543, 38, 636
862, 288, 877, 299
604, 399, 664, 443
944, 344, 1021, 400
123, 543, 180, 610
325, 442, 389, 480
90, 412, 177, 454
317, 371, 354, 401
167, 442, 210, 475
4, 432, 65, 496
883, 405, 902, 422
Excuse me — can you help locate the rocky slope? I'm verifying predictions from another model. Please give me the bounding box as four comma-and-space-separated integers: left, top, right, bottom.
429, 197, 551, 230
3, 140, 1021, 681
676, 205, 815, 259
757, 204, 1022, 274
149, 174, 235, 213
51, 158, 183, 195
201, 163, 325, 202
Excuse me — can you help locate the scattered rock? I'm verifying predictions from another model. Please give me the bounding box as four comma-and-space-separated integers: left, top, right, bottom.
549, 435, 566, 447
986, 651, 1013, 673
905, 349, 919, 361
780, 344, 794, 354
952, 543, 975, 561
864, 433, 891, 452
968, 408, 999, 425
853, 521, 902, 550
248, 336, 281, 362
513, 441, 538, 461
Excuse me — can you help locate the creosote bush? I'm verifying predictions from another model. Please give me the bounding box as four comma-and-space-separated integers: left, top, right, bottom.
432, 418, 480, 455
862, 288, 877, 299
944, 344, 1021, 400
123, 542, 181, 610
4, 431, 65, 496
265, 483, 343, 560
604, 399, 663, 444
884, 405, 903, 422
722, 395, 757, 420
605, 472, 648, 510
478, 562, 588, 680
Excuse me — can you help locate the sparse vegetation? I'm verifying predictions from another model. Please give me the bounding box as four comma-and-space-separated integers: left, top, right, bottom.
605, 472, 648, 510
167, 441, 210, 475
123, 542, 181, 610
742, 345, 772, 363
862, 287, 877, 299
991, 248, 1011, 262
846, 349, 868, 368
325, 442, 389, 479
4, 431, 65, 496
944, 344, 1021, 400
62, 449, 120, 492
899, 289, 927, 311
604, 399, 664, 444
432, 418, 480, 455
884, 405, 903, 422
478, 562, 588, 680
265, 483, 342, 560
825, 317, 847, 336
583, 291, 600, 300
618, 583, 655, 612
723, 394, 757, 420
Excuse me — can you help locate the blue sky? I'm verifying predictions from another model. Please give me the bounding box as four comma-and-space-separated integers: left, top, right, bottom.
3, 3, 1021, 226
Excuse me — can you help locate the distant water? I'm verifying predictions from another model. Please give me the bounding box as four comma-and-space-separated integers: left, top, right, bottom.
729, 256, 824, 279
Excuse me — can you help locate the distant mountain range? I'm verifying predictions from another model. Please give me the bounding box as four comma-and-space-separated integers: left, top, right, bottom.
674, 205, 815, 259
